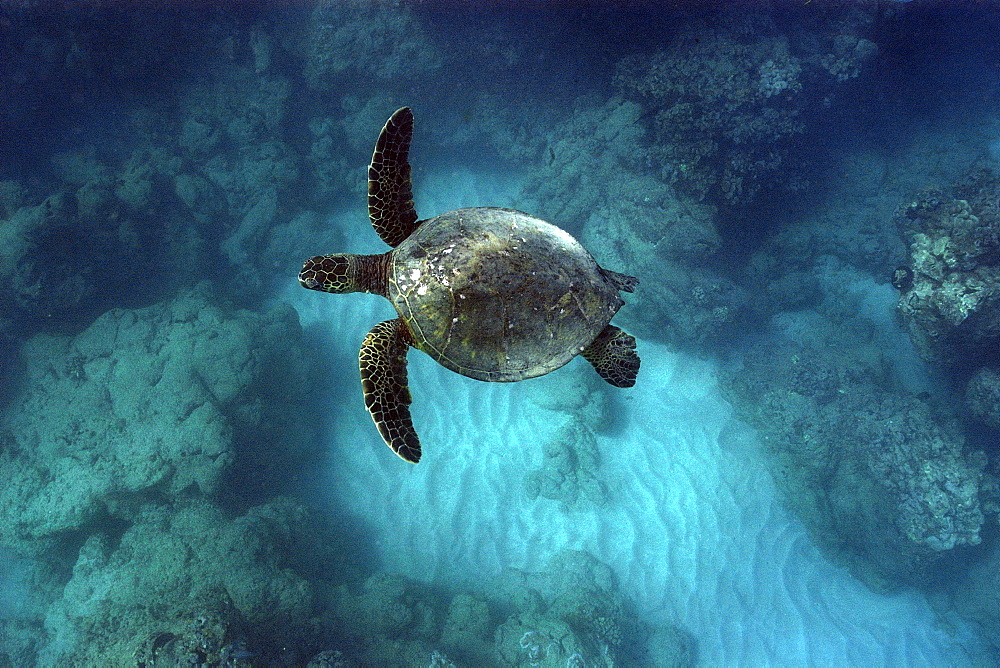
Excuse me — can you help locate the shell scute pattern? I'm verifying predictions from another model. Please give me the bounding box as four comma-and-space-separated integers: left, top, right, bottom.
299, 108, 639, 462
389, 207, 622, 381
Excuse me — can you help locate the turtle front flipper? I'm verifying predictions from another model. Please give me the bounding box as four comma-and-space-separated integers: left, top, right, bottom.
581, 324, 640, 388
359, 318, 421, 463
369, 107, 420, 247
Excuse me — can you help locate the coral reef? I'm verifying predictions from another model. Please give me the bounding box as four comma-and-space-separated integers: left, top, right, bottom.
440, 593, 493, 660
0, 131, 246, 335
132, 607, 251, 667
722, 311, 995, 586
844, 392, 986, 554
819, 32, 880, 82
614, 14, 877, 204
495, 615, 583, 668
171, 63, 303, 293
317, 572, 486, 667
0, 180, 24, 218
614, 29, 806, 203
967, 367, 1000, 429
489, 551, 680, 667
304, 0, 441, 88
1, 186, 157, 326
332, 573, 439, 643
895, 174, 1000, 370
0, 284, 311, 556
293, 550, 676, 666
738, 225, 824, 321
40, 497, 315, 665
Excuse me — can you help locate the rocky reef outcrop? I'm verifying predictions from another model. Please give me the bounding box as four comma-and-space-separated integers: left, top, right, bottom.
488, 551, 690, 667
304, 0, 441, 88
895, 172, 1000, 371
722, 309, 995, 587
0, 284, 312, 557
614, 13, 877, 204
967, 366, 1000, 430
295, 550, 689, 667
43, 497, 317, 665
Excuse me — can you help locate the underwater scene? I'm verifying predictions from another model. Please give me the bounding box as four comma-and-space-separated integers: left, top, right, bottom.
3, 0, 1000, 665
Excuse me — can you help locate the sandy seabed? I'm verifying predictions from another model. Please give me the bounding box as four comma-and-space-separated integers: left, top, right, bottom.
284, 169, 980, 664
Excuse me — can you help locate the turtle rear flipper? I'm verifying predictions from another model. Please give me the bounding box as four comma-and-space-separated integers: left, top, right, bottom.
582, 324, 640, 388
601, 267, 639, 293
360, 319, 421, 463
369, 107, 420, 247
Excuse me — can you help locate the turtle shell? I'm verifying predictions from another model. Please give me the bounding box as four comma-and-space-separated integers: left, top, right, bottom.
388, 207, 624, 381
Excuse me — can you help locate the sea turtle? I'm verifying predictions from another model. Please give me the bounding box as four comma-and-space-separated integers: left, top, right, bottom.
299, 107, 640, 463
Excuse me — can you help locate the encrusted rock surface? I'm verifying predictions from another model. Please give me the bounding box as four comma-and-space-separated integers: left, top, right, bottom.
896, 182, 1000, 369
0, 284, 309, 555
722, 311, 993, 586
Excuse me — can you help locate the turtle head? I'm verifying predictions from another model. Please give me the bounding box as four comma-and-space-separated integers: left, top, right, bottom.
299, 253, 389, 296
299, 254, 361, 294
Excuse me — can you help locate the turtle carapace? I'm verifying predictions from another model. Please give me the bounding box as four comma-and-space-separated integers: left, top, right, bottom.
299, 107, 640, 463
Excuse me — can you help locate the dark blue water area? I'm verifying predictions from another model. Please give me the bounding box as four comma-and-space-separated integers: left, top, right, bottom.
2, 1, 1000, 665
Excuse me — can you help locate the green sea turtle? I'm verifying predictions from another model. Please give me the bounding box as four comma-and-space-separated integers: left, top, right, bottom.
299, 107, 640, 463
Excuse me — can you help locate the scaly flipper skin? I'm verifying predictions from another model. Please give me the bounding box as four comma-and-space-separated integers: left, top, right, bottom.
582, 324, 640, 388
600, 267, 639, 293
359, 318, 421, 463
368, 107, 419, 247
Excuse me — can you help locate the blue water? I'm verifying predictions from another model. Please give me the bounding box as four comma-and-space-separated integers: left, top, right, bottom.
1, 2, 999, 665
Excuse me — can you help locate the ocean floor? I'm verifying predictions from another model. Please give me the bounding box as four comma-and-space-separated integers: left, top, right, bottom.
3, 5, 1000, 659
285, 169, 984, 664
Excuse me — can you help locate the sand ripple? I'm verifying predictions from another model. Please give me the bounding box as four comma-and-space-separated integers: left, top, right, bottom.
289, 280, 976, 664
